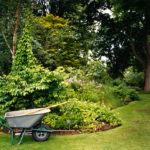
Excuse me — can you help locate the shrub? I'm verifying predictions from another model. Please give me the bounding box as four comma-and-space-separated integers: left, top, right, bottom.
123, 66, 144, 89
65, 60, 111, 84
73, 83, 104, 103
112, 79, 140, 103
83, 61, 111, 83
43, 99, 121, 131
67, 77, 139, 109
112, 78, 124, 86
70, 81, 82, 92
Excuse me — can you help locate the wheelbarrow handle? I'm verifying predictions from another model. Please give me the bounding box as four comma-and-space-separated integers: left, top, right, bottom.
0, 116, 13, 131
0, 116, 7, 122
22, 101, 69, 116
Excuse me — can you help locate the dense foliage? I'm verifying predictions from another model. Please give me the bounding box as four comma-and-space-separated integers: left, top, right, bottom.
65, 65, 140, 108
0, 18, 65, 112
83, 61, 111, 83
32, 14, 86, 70
1, 0, 150, 91
43, 99, 121, 131
112, 79, 140, 104
123, 67, 144, 89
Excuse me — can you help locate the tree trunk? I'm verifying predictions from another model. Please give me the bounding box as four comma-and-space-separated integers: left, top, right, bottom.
12, 0, 22, 61
144, 11, 150, 91
144, 59, 150, 91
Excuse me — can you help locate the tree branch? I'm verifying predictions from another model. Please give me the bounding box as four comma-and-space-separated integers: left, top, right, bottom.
128, 32, 146, 69
0, 25, 13, 54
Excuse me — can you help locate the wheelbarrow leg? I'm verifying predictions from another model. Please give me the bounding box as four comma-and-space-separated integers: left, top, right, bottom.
11, 129, 26, 145
17, 129, 26, 145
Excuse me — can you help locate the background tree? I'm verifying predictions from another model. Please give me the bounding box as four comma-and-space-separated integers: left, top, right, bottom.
0, 0, 26, 60
0, 32, 11, 75
86, 0, 150, 91
32, 14, 86, 70
83, 0, 131, 77
1, 0, 149, 91
32, 0, 94, 64
110, 0, 150, 91
0, 0, 31, 74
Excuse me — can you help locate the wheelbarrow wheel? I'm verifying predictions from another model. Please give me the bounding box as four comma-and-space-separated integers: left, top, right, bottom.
32, 124, 51, 142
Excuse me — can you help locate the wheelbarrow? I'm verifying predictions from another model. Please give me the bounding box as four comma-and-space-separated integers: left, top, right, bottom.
0, 101, 68, 145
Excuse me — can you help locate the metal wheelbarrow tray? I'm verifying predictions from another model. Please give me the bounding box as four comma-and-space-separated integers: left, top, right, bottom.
5, 108, 50, 128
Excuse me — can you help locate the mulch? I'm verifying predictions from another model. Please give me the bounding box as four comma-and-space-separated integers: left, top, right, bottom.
0, 124, 118, 136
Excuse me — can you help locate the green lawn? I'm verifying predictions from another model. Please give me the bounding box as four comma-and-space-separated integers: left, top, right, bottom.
0, 93, 150, 150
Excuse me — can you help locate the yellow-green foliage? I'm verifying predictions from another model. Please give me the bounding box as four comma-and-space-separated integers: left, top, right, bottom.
43, 98, 121, 130
33, 14, 86, 69
35, 14, 70, 29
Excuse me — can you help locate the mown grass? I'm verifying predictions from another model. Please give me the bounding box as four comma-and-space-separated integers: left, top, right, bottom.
0, 93, 150, 150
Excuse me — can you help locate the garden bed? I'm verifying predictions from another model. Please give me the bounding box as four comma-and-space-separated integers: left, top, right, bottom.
0, 124, 119, 136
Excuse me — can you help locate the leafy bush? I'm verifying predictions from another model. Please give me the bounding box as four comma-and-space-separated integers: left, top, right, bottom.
68, 81, 114, 107
43, 99, 121, 131
99, 84, 125, 108
66, 76, 140, 109
71, 82, 103, 103
0, 67, 66, 112
64, 66, 118, 108
65, 60, 111, 84
124, 66, 144, 89
70, 81, 83, 92
68, 77, 140, 108
112, 79, 140, 103
112, 78, 124, 86
67, 75, 140, 107
83, 61, 111, 83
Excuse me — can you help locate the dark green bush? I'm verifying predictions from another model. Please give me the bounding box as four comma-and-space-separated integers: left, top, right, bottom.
112, 79, 140, 103
70, 82, 82, 92
112, 78, 124, 86
68, 81, 110, 105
